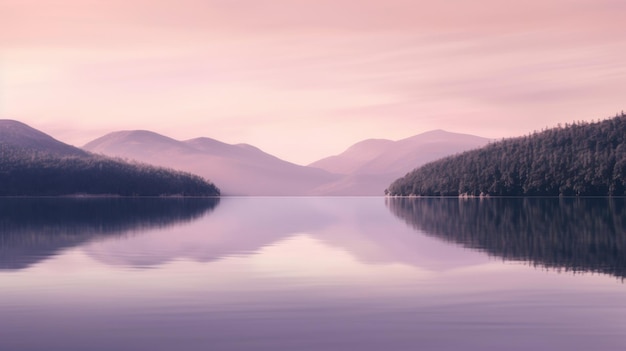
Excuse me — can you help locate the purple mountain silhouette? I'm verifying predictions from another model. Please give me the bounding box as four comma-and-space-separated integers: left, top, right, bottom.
309, 130, 490, 195
84, 131, 339, 196
84, 129, 488, 196
0, 119, 87, 157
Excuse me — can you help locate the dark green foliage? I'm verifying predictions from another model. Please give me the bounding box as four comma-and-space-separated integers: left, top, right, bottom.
387, 197, 626, 279
0, 145, 220, 196
386, 112, 626, 196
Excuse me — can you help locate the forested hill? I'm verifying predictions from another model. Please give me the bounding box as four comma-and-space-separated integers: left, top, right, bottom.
0, 119, 88, 157
0, 120, 220, 196
386, 113, 626, 197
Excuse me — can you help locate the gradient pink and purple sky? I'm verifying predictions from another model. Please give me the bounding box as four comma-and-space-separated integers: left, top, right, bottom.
2, 0, 625, 164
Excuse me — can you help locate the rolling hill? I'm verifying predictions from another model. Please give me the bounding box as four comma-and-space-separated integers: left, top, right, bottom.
0, 120, 219, 196
309, 130, 490, 195
387, 113, 626, 196
84, 129, 489, 196
0, 119, 88, 157
84, 131, 340, 196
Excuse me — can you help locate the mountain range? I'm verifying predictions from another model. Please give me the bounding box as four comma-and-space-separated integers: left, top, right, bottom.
84, 129, 489, 195
308, 130, 489, 195
84, 131, 340, 196
0, 119, 490, 196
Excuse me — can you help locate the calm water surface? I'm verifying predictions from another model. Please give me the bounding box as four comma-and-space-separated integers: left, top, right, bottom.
0, 197, 625, 351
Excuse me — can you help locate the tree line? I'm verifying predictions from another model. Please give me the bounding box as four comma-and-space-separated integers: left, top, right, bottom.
386, 112, 626, 196
0, 145, 220, 196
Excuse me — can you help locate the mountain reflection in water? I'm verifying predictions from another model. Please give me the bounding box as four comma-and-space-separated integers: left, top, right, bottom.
386, 197, 626, 279
0, 197, 220, 270
1, 197, 625, 351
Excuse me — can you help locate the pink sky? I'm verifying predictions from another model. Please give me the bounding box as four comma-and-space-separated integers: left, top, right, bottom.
2, 0, 625, 164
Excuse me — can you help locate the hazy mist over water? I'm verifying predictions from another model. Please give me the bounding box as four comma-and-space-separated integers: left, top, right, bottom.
0, 197, 624, 351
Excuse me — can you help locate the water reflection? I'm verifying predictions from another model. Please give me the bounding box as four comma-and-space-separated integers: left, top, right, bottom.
83, 197, 336, 267
386, 197, 626, 279
2, 198, 625, 351
0, 197, 219, 270
81, 197, 486, 271
4, 197, 625, 280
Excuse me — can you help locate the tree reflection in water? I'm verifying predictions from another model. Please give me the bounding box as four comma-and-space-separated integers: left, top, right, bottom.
0, 197, 220, 270
386, 197, 626, 279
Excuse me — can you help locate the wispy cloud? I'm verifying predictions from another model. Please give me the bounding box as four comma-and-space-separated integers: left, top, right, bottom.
2, 0, 625, 163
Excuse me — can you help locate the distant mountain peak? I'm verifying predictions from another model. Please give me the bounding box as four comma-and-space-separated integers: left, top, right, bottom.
114, 130, 162, 137
88, 130, 181, 144
0, 119, 87, 157
422, 128, 447, 134
0, 119, 34, 129
307, 130, 490, 195
84, 129, 197, 157
308, 138, 394, 174
185, 136, 221, 143
399, 129, 486, 143
0, 119, 57, 140
309, 130, 488, 175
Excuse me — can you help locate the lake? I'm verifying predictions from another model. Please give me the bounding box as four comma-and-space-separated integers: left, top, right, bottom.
1, 197, 625, 351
